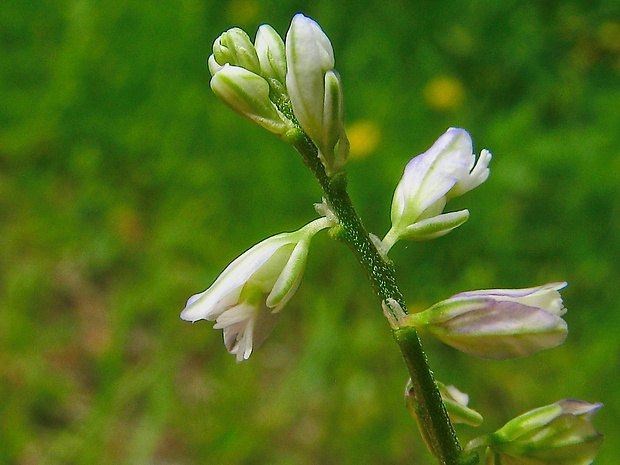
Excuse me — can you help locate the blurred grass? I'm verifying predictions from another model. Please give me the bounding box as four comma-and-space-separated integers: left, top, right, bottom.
1, 0, 619, 464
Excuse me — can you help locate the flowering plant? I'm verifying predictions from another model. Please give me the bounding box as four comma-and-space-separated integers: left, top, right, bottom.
180, 13, 603, 465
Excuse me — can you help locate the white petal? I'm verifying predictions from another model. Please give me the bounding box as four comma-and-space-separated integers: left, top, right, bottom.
391, 128, 473, 227
180, 234, 295, 322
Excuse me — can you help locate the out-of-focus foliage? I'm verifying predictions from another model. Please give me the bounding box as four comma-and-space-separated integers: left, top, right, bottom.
1, 0, 618, 464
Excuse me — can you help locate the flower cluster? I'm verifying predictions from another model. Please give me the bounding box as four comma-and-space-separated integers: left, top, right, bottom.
208, 13, 348, 175
208, 25, 293, 136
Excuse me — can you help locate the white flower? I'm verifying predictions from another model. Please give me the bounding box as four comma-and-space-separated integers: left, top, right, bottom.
403, 283, 568, 359
286, 13, 348, 175
181, 218, 331, 362
383, 128, 491, 249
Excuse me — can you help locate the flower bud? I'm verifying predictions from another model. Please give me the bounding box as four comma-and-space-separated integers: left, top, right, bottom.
286, 13, 348, 175
255, 24, 287, 86
403, 283, 569, 359
181, 217, 332, 362
210, 64, 293, 136
468, 400, 603, 465
212, 27, 261, 75
382, 128, 491, 251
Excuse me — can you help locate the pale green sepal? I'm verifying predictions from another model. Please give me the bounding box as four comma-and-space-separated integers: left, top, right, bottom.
438, 382, 484, 427
266, 217, 332, 310
493, 405, 563, 442
211, 65, 292, 136
266, 237, 309, 311
321, 70, 348, 174
400, 209, 470, 241
208, 54, 223, 75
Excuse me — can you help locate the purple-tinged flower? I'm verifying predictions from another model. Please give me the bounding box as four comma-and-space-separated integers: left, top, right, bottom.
467, 399, 603, 465
402, 283, 568, 359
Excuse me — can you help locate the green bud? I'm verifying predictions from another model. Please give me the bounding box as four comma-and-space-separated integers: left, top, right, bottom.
255, 24, 287, 85
210, 65, 293, 136
212, 27, 261, 75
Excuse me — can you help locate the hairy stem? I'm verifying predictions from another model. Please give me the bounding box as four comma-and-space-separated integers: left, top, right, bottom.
290, 130, 462, 465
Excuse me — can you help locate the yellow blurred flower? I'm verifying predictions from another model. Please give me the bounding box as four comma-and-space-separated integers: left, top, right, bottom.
597, 21, 620, 52
226, 0, 260, 25
423, 76, 465, 111
346, 120, 381, 159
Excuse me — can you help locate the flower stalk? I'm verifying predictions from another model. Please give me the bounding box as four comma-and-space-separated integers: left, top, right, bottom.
289, 130, 463, 465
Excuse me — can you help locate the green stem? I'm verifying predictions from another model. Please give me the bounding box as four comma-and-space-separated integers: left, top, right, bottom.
290, 131, 463, 465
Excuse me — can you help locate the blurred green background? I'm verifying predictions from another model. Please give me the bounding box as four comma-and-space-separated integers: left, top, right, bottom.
1, 0, 618, 463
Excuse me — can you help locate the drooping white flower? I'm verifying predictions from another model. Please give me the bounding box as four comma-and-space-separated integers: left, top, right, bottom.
467, 399, 603, 465
286, 13, 348, 175
402, 283, 569, 359
383, 128, 491, 249
181, 217, 331, 362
